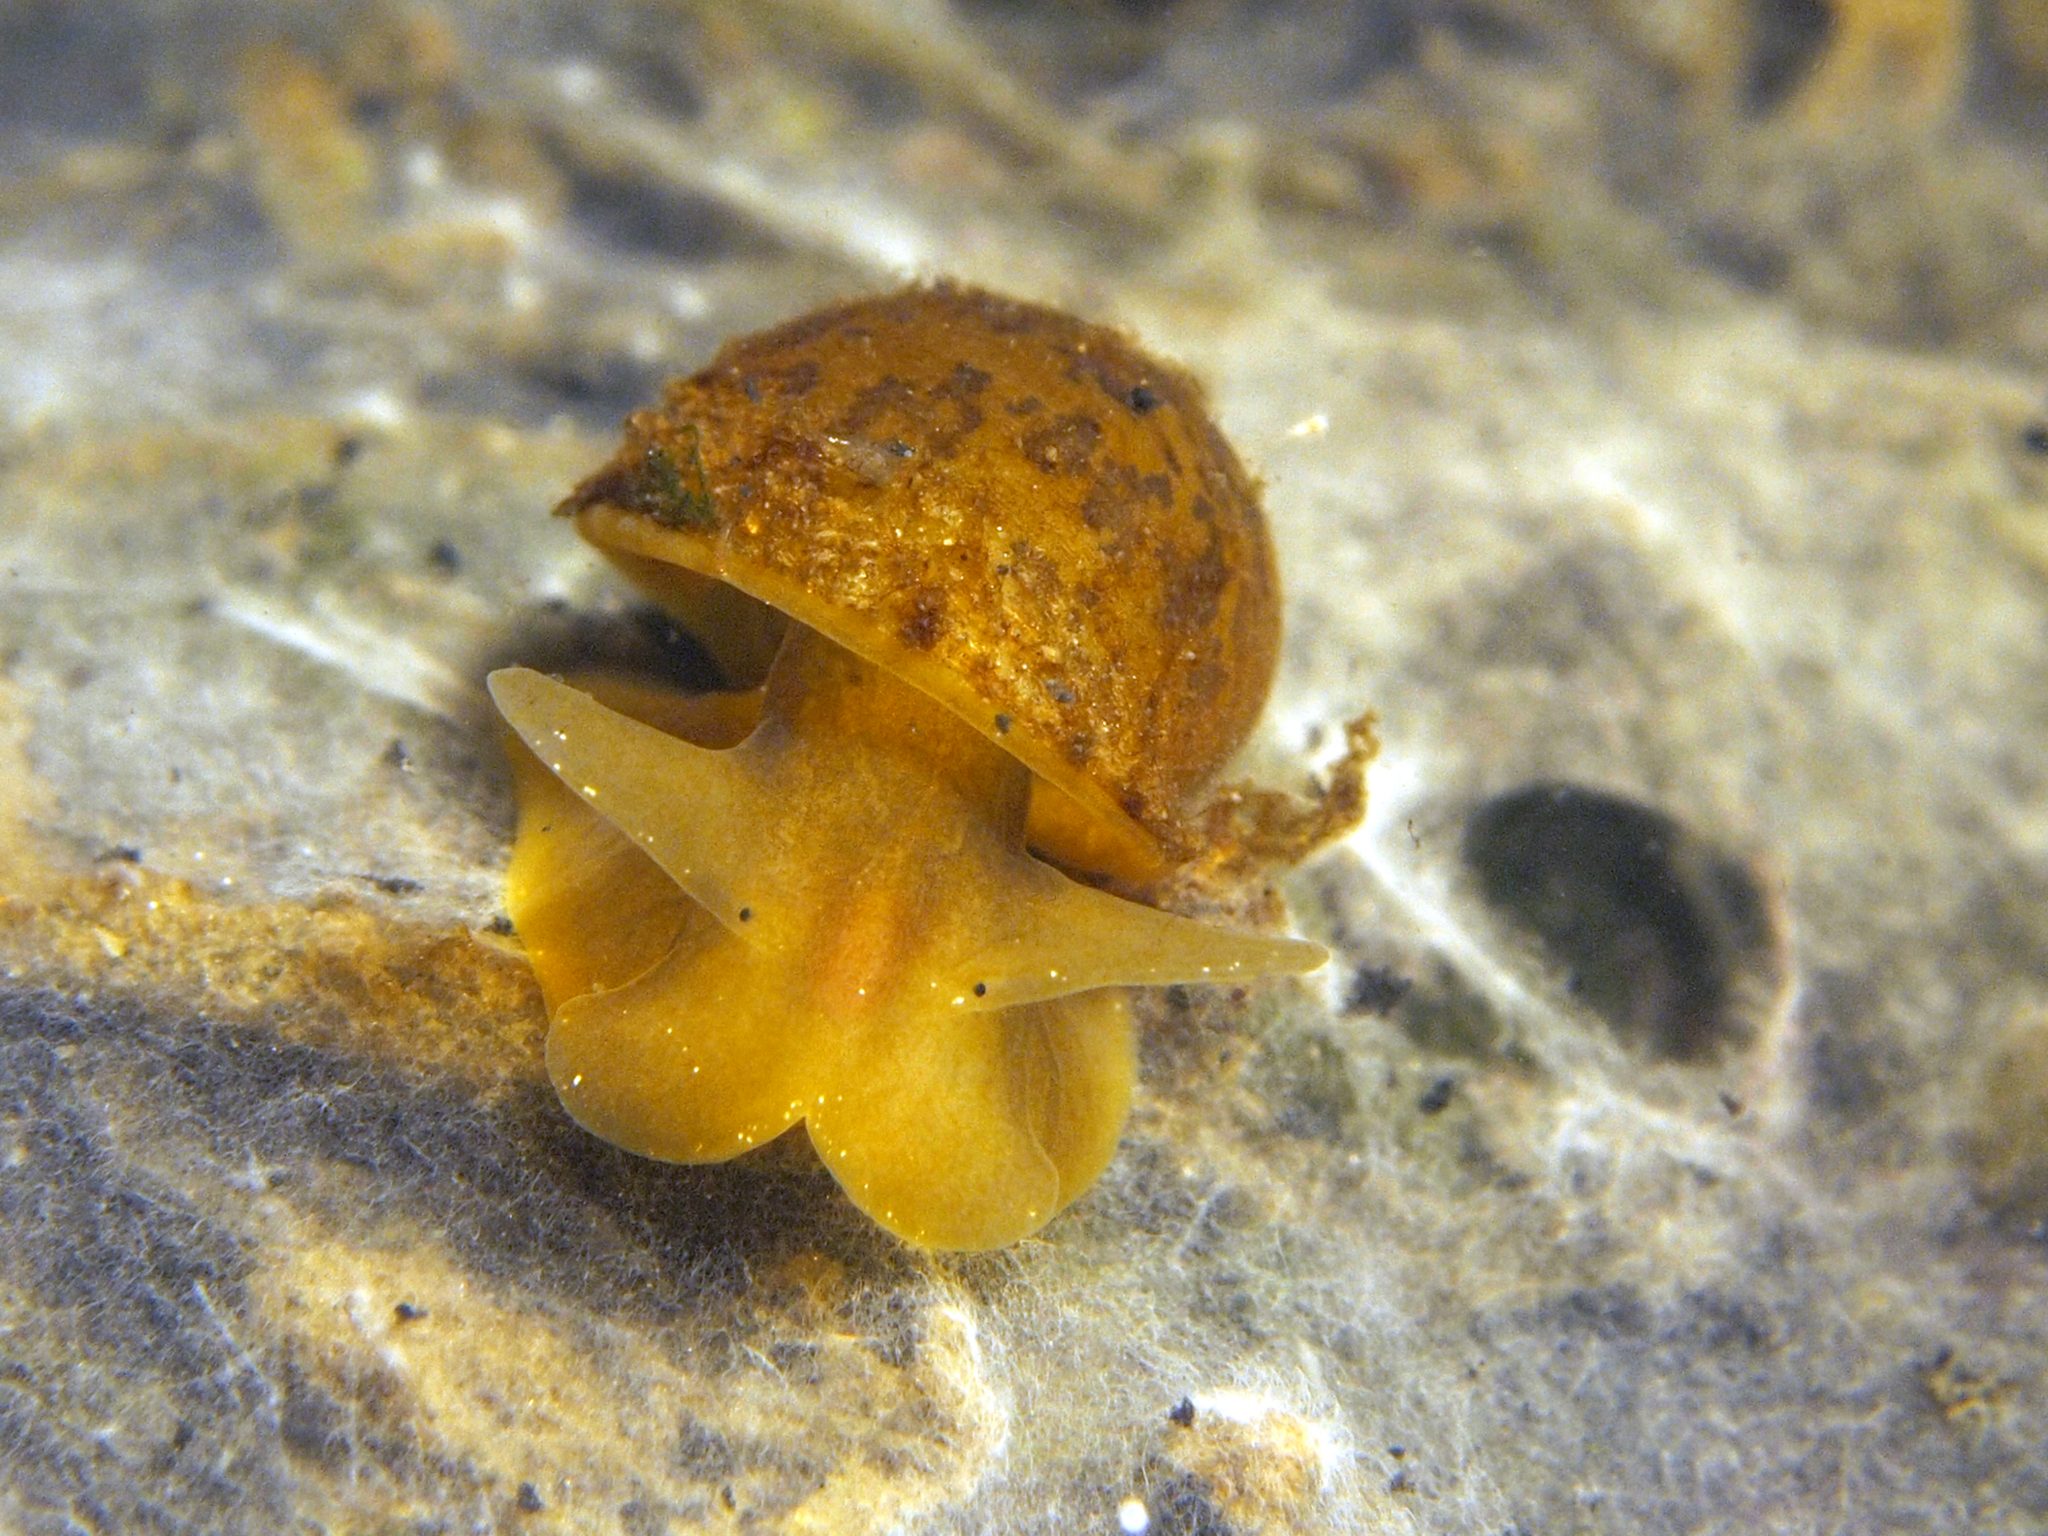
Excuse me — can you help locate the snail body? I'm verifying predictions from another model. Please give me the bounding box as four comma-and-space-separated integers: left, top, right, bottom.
492, 285, 1357, 1249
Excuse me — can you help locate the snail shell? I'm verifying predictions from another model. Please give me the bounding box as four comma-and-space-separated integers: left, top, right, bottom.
556, 281, 1282, 883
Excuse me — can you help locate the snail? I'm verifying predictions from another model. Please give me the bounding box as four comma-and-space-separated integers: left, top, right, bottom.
491, 284, 1367, 1249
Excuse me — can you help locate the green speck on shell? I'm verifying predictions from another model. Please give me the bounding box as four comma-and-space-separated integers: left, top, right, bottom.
619, 429, 715, 530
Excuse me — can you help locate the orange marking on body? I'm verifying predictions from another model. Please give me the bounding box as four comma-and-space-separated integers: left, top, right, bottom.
810, 878, 910, 1017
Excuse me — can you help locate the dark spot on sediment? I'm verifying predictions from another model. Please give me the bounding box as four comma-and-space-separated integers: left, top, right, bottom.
2021, 421, 2048, 456
1744, 0, 1833, 114
1134, 1465, 1234, 1536
1343, 966, 1412, 1016
673, 1411, 738, 1480
993, 713, 1012, 734
1688, 221, 1790, 294
1128, 383, 1160, 414
1417, 1076, 1457, 1114
1168, 1396, 1196, 1427
1463, 782, 1784, 1060
1260, 1030, 1360, 1142
1797, 968, 1895, 1121
973, 982, 987, 997
279, 1367, 351, 1468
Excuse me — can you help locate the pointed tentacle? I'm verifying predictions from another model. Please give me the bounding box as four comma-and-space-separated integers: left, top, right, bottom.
953, 858, 1325, 1011
489, 667, 776, 937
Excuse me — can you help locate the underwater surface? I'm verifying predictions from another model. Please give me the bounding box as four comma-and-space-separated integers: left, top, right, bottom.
2, 1, 2047, 1530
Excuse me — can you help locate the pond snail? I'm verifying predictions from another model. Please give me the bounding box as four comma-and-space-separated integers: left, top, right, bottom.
491, 283, 1370, 1249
